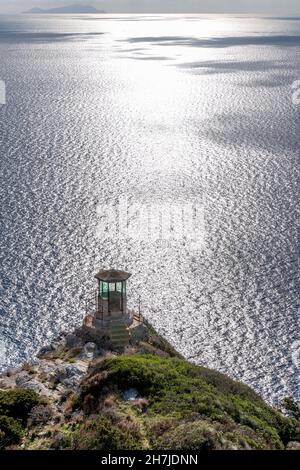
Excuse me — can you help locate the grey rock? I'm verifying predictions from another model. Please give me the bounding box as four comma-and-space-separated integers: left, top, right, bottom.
0, 377, 15, 389
38, 344, 54, 356
65, 334, 82, 349
21, 381, 45, 394
52, 363, 87, 390
50, 338, 66, 350
15, 375, 52, 396
286, 441, 300, 450
80, 342, 99, 360
15, 371, 31, 387
122, 388, 139, 401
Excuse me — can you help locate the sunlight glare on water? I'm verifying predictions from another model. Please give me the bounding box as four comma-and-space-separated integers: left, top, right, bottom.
0, 14, 299, 404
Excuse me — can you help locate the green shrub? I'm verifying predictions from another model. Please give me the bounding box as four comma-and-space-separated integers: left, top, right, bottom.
27, 405, 53, 427
152, 421, 223, 450
84, 355, 211, 399
282, 397, 300, 420
79, 354, 300, 449
195, 367, 263, 404
0, 415, 23, 447
0, 388, 40, 421
73, 416, 141, 450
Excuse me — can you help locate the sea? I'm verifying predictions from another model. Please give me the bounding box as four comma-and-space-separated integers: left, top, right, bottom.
0, 14, 299, 404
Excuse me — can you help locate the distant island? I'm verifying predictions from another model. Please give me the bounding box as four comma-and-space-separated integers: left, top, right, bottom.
23, 4, 105, 14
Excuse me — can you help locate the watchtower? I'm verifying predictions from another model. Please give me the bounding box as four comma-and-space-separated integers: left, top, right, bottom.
85, 269, 134, 348
95, 268, 131, 317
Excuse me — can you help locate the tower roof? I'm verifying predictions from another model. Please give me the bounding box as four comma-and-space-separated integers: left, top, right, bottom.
95, 268, 131, 283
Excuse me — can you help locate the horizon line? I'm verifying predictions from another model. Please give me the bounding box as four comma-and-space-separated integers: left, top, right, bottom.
3, 12, 300, 17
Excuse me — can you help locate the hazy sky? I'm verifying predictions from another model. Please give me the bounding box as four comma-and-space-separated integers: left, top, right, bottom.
1, 0, 300, 15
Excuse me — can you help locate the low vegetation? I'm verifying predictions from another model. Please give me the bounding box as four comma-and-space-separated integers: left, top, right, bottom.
0, 389, 41, 422
71, 355, 299, 450
0, 389, 42, 448
73, 416, 142, 450
0, 325, 299, 450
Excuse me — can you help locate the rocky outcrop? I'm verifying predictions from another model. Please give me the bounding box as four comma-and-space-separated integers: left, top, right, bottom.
0, 321, 299, 451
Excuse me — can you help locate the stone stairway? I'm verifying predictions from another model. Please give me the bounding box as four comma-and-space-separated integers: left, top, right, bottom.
108, 319, 130, 349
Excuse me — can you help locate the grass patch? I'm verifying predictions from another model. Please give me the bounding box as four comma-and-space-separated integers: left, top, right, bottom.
77, 354, 300, 449
0, 415, 23, 446
73, 415, 142, 450
0, 388, 41, 422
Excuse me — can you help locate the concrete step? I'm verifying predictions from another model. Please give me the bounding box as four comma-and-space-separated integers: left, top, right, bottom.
109, 321, 130, 348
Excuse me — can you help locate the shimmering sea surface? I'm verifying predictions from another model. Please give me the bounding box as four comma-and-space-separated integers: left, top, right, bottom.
0, 14, 299, 404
